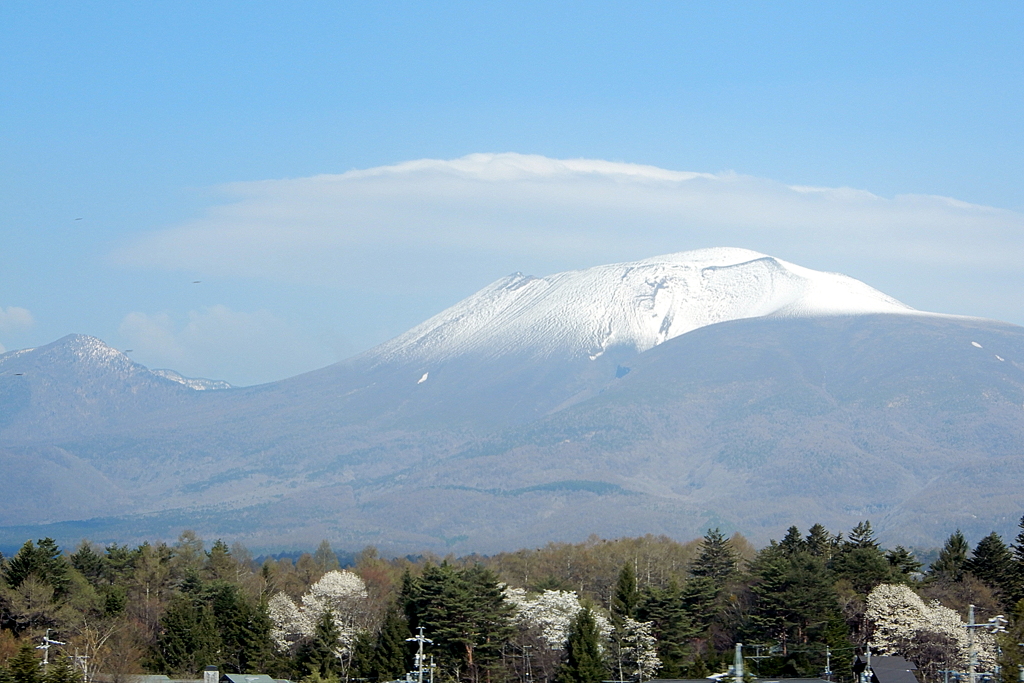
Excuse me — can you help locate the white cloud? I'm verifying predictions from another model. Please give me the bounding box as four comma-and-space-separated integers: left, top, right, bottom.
0, 306, 35, 353
112, 153, 1024, 324
118, 305, 333, 386
0, 306, 34, 333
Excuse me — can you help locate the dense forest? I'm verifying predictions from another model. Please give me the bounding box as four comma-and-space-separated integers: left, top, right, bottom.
3, 520, 1024, 683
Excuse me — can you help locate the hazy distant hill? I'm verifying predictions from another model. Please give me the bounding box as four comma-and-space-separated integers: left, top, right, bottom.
2, 249, 1022, 553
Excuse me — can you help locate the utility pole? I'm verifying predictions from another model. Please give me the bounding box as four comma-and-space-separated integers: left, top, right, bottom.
36, 629, 66, 669
969, 605, 977, 683
964, 605, 1007, 683
72, 649, 91, 682
406, 627, 433, 683
824, 646, 832, 682
733, 643, 744, 683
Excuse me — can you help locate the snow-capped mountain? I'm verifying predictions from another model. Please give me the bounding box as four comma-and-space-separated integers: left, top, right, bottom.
1, 249, 1023, 553
366, 248, 912, 366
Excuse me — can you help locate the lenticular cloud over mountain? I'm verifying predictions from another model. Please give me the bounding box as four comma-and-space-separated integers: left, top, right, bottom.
113, 153, 1024, 331
366, 247, 914, 366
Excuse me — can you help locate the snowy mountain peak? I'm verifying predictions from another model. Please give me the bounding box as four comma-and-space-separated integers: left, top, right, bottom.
0, 334, 143, 377
0, 334, 231, 390
366, 248, 914, 365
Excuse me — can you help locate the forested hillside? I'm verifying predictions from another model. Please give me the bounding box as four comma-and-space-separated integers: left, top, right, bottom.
2, 520, 1024, 683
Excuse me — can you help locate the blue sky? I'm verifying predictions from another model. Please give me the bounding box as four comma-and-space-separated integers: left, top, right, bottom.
2, 2, 1022, 385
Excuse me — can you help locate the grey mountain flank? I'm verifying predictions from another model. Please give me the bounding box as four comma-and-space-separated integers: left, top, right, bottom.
1, 249, 1022, 553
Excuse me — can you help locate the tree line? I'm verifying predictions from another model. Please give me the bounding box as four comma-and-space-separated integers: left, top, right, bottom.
2, 520, 1024, 683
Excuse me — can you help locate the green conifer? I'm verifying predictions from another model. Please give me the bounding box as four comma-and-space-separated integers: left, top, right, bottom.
373, 606, 412, 680
691, 529, 738, 583
966, 532, 1015, 598
557, 608, 606, 683
847, 521, 880, 550
42, 656, 81, 683
805, 524, 837, 560
885, 546, 922, 578
9, 645, 40, 683
637, 582, 694, 677
297, 611, 343, 680
779, 527, 805, 557
611, 563, 639, 623
930, 530, 969, 581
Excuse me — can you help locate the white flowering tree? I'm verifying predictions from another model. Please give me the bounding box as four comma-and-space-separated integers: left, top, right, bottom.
504, 587, 615, 683
504, 587, 613, 649
618, 617, 662, 682
268, 569, 370, 661
866, 584, 996, 679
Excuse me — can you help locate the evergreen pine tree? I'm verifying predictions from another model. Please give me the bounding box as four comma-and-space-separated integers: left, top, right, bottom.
679, 576, 718, 635
996, 598, 1024, 683
372, 606, 412, 680
404, 563, 514, 683
1008, 516, 1024, 603
847, 521, 880, 550
885, 546, 922, 579
748, 546, 839, 658
348, 632, 376, 681
637, 582, 694, 677
611, 563, 639, 623
204, 541, 236, 582
42, 656, 82, 683
930, 530, 969, 581
0, 667, 14, 683
831, 522, 893, 595
966, 532, 1015, 598
691, 529, 738, 583
3, 538, 70, 598
779, 527, 805, 557
297, 611, 344, 680
557, 608, 606, 683
153, 592, 222, 675
9, 645, 40, 683
69, 542, 105, 587
805, 524, 837, 560
353, 605, 411, 681
210, 583, 274, 674
102, 544, 140, 586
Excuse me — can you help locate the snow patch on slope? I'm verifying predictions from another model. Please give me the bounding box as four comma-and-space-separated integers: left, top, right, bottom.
150, 369, 233, 391
365, 248, 914, 365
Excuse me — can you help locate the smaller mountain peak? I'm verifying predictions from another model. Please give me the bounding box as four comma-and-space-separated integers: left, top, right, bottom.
42, 334, 135, 367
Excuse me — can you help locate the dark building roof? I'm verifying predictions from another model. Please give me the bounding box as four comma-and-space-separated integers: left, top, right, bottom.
220, 675, 278, 683
870, 656, 919, 683
654, 679, 829, 683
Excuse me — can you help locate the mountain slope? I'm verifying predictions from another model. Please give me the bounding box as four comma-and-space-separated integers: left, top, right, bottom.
1, 251, 1022, 552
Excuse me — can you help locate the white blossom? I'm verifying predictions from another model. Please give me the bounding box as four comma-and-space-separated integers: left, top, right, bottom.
268, 570, 369, 656
866, 584, 996, 671
268, 592, 310, 651
619, 617, 662, 682
504, 586, 613, 650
